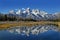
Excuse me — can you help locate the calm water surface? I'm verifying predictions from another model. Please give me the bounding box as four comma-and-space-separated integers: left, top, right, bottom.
0, 25, 60, 40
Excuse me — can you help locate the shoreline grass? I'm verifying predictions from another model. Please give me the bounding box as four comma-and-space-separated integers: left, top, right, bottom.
0, 21, 60, 30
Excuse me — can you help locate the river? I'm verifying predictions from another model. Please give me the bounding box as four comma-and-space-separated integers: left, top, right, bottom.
0, 25, 60, 40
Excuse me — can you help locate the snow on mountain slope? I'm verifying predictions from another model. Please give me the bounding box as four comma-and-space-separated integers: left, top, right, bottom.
16, 10, 22, 14
8, 8, 57, 20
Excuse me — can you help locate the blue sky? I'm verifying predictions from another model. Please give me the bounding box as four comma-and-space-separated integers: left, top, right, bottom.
0, 0, 60, 14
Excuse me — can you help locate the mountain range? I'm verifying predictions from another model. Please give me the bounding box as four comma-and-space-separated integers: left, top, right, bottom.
0, 8, 60, 21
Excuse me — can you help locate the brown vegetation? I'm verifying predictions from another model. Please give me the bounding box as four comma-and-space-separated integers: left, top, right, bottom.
0, 21, 60, 30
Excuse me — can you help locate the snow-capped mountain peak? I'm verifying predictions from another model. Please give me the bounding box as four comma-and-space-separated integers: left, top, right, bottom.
39, 11, 48, 17
16, 10, 21, 14
31, 9, 39, 15
8, 8, 57, 21
26, 8, 30, 13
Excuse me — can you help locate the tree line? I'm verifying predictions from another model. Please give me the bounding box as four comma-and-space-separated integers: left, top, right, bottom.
0, 14, 60, 21
0, 14, 37, 21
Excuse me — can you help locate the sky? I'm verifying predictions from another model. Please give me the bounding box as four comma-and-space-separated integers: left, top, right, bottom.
0, 0, 60, 14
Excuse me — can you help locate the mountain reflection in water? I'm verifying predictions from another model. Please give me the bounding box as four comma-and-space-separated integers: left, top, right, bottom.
0, 25, 60, 40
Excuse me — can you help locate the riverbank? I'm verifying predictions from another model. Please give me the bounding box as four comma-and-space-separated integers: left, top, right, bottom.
0, 21, 60, 29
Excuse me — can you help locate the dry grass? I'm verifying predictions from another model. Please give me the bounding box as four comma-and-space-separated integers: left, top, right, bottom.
0, 21, 60, 29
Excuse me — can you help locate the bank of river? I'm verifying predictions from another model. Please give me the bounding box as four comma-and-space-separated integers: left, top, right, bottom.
0, 21, 60, 30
